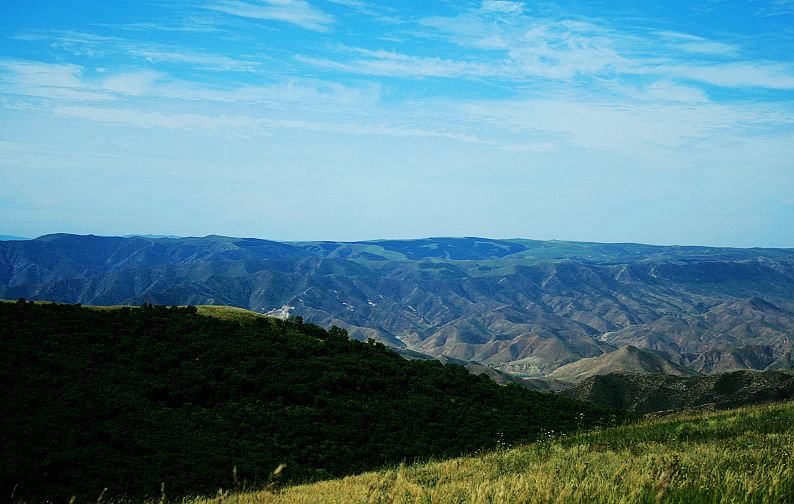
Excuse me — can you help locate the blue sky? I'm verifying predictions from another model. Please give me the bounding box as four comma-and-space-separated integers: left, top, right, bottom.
1, 0, 793, 247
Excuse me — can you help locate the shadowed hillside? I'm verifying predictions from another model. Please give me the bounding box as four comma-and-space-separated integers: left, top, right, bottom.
0, 301, 625, 502
560, 370, 794, 414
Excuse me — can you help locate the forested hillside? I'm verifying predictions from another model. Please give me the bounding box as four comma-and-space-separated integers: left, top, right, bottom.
0, 301, 625, 502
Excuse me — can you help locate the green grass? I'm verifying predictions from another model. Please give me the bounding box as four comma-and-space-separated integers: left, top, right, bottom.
193, 305, 269, 321
2, 299, 270, 322
189, 400, 794, 504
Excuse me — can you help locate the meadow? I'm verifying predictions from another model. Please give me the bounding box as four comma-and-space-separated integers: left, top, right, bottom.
188, 400, 794, 504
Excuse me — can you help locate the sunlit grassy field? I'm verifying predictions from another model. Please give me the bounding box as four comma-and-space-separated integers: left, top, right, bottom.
2, 300, 270, 322
188, 400, 794, 504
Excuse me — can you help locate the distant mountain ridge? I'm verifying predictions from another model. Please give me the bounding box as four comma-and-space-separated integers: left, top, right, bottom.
2, 234, 794, 376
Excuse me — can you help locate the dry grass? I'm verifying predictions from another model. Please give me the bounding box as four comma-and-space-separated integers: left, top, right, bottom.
186, 401, 794, 504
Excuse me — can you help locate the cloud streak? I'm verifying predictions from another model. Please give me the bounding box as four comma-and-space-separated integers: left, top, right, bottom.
296, 50, 502, 79
204, 0, 334, 31
50, 104, 492, 145
15, 30, 260, 72
398, 2, 794, 92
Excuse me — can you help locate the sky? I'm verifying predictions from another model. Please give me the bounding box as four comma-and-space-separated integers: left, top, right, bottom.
1, 0, 793, 247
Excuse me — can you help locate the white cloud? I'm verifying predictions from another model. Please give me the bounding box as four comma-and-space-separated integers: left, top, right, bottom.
651, 62, 794, 90
324, 0, 365, 7
0, 57, 379, 111
755, 0, 794, 17
0, 60, 110, 101
149, 79, 382, 110
410, 4, 794, 92
101, 19, 223, 33
0, 60, 85, 89
480, 1, 525, 15
16, 30, 260, 73
296, 51, 501, 79
52, 105, 265, 132
205, 0, 334, 31
450, 95, 794, 164
506, 21, 628, 80
654, 31, 740, 57
300, 19, 629, 81
102, 70, 165, 96
639, 81, 709, 103
131, 49, 259, 72
49, 104, 491, 144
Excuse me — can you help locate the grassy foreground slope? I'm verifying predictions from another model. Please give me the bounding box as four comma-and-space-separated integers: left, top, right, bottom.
204, 400, 794, 504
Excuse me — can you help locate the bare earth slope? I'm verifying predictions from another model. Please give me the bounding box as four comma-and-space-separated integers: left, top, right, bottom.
601, 297, 794, 373
548, 345, 701, 382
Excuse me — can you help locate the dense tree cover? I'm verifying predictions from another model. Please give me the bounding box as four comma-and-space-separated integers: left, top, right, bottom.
0, 301, 629, 502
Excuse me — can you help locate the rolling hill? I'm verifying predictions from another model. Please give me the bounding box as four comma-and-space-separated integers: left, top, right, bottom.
548, 345, 701, 382
560, 369, 794, 414
2, 234, 794, 375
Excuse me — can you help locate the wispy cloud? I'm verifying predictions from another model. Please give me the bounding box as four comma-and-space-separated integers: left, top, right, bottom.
101, 70, 166, 96
0, 60, 111, 101
0, 57, 378, 110
297, 49, 502, 79
132, 49, 259, 72
650, 62, 794, 90
755, 0, 794, 17
15, 30, 259, 72
653, 31, 740, 57
323, 0, 402, 24
100, 19, 223, 33
400, 2, 794, 92
298, 17, 630, 81
50, 104, 493, 145
52, 105, 266, 133
204, 0, 334, 31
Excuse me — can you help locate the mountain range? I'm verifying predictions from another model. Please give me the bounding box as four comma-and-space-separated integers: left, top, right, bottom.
2, 234, 793, 376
